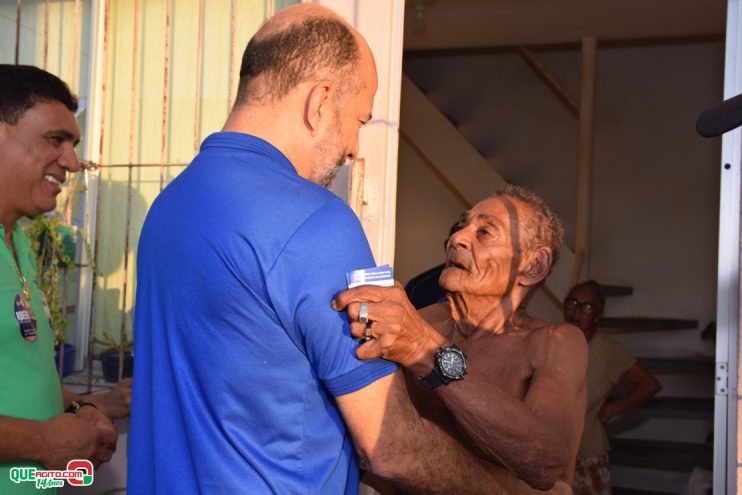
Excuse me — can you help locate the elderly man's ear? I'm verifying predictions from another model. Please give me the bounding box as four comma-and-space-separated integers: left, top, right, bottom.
519, 247, 552, 287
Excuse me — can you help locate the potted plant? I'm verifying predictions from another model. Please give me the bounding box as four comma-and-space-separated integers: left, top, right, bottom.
94, 330, 134, 383
26, 212, 81, 376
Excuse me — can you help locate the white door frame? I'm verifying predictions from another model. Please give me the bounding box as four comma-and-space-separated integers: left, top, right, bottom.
715, 1, 742, 492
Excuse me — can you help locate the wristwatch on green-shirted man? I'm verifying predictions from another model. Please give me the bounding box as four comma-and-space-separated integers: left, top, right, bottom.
419, 345, 468, 390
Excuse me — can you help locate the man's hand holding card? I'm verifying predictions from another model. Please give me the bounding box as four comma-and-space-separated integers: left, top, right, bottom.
334, 265, 446, 370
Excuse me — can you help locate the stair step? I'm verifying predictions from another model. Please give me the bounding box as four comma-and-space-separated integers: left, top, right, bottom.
598, 317, 698, 331
638, 356, 715, 374
630, 397, 714, 420
612, 488, 675, 495
611, 464, 697, 495
610, 438, 712, 472
601, 284, 634, 297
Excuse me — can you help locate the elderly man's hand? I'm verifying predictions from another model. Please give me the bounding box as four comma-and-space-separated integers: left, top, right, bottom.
333, 282, 447, 374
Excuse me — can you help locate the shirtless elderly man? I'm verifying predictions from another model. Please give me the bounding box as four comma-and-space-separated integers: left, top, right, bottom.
335, 184, 588, 493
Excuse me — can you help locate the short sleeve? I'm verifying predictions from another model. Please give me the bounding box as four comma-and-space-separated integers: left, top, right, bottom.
266, 198, 398, 396
603, 336, 636, 384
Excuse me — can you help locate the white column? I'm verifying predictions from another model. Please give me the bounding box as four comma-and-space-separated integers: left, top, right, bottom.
309, 0, 406, 266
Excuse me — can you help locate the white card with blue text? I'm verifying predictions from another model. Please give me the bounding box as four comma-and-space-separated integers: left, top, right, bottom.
345, 264, 394, 288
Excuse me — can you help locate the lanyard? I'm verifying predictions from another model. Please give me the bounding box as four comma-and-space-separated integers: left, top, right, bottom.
3, 236, 33, 302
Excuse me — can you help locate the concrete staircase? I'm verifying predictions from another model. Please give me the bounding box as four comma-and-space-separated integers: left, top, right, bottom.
600, 315, 713, 493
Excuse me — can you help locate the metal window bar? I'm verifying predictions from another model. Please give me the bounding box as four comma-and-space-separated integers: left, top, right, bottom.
229, 0, 238, 115
160, 0, 172, 191
43, 0, 49, 69
86, 0, 112, 393
14, 0, 21, 64
112, 0, 142, 383
193, 0, 205, 155
71, 0, 81, 93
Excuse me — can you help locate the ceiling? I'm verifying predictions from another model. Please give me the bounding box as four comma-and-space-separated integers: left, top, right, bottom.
402, 0, 727, 51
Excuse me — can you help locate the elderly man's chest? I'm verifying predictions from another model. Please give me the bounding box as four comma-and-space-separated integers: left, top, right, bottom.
406, 332, 535, 421
456, 330, 535, 397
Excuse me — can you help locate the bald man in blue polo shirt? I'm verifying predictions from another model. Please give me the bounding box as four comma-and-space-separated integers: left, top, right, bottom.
129, 4, 547, 495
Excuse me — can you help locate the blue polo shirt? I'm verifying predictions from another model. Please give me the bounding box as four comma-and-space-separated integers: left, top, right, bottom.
128, 132, 397, 494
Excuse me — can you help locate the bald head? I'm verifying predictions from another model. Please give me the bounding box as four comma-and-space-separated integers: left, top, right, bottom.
256, 4, 341, 38
235, 4, 365, 105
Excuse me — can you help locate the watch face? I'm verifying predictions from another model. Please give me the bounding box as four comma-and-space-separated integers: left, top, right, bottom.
438, 348, 466, 380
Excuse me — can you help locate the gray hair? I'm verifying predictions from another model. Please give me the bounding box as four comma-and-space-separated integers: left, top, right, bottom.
492, 183, 565, 269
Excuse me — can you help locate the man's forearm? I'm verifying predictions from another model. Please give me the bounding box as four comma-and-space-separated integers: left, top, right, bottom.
428, 369, 567, 489
0, 416, 47, 464
360, 372, 514, 494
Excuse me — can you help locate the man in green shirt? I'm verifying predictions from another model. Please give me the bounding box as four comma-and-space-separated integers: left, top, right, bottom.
0, 64, 118, 494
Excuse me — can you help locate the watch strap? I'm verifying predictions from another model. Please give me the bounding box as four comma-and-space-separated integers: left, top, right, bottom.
65, 399, 97, 414
419, 368, 448, 389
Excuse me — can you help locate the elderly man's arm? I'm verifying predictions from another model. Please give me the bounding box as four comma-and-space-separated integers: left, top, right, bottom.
338, 370, 523, 494
334, 285, 588, 489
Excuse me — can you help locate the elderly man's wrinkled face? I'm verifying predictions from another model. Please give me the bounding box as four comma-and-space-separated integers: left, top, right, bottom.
439, 196, 529, 298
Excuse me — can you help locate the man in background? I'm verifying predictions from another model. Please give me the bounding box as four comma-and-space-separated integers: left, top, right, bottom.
0, 64, 121, 494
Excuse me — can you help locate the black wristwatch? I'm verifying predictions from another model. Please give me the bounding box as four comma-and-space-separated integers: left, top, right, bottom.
419, 345, 468, 389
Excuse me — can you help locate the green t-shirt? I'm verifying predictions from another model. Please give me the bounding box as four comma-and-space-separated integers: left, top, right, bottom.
0, 224, 64, 494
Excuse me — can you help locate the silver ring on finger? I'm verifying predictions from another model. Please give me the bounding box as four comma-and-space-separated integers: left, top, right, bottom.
359, 302, 369, 324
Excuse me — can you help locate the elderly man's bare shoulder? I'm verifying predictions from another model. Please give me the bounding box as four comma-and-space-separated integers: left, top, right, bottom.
519, 315, 589, 367
523, 316, 584, 340
418, 302, 455, 337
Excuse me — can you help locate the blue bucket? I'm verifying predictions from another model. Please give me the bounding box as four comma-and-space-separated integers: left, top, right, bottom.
54, 343, 75, 376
